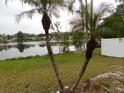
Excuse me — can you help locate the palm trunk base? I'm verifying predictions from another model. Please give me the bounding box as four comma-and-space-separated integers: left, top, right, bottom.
56, 86, 74, 93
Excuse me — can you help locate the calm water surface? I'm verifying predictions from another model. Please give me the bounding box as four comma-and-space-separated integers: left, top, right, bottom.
0, 41, 75, 60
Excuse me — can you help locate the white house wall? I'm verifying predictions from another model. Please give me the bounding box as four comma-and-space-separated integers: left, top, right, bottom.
101, 38, 124, 57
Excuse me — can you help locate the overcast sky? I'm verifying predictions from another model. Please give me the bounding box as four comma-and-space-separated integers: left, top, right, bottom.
0, 0, 117, 35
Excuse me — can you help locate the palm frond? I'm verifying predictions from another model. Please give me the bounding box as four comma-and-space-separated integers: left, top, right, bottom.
5, 0, 14, 5
16, 8, 39, 23
21, 0, 42, 7
6, 0, 66, 20
48, 5, 60, 18
70, 16, 82, 31
94, 3, 113, 28
67, 0, 76, 13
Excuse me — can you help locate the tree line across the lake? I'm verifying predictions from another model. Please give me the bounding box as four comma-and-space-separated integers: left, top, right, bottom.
1, 3, 124, 44
0, 32, 44, 43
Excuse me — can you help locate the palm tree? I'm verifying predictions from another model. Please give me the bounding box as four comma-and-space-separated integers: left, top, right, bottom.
69, 0, 111, 92
5, 0, 65, 91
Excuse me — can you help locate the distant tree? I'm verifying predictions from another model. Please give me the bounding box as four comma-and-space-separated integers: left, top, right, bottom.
99, 4, 124, 38
72, 30, 85, 51
7, 35, 11, 40
2, 33, 8, 43
36, 34, 44, 41
61, 32, 70, 53
116, 4, 124, 15
99, 15, 124, 38
116, 0, 124, 3
54, 21, 61, 53
16, 31, 24, 43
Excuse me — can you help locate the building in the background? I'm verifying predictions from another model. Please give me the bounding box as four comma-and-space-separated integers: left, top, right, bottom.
101, 38, 124, 57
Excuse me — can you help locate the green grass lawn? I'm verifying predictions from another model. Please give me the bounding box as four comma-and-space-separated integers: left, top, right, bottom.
0, 48, 123, 93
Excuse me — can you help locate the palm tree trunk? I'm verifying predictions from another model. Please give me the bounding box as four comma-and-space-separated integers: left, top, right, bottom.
42, 13, 64, 90
70, 0, 91, 92
71, 58, 90, 92
71, 36, 97, 92
45, 30, 64, 90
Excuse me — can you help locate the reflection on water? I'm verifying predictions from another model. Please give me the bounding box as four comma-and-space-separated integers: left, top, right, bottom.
0, 41, 76, 60
17, 44, 35, 53
0, 43, 35, 52
17, 44, 25, 53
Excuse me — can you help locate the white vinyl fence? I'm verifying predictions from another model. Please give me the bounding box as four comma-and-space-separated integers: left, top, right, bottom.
101, 38, 124, 57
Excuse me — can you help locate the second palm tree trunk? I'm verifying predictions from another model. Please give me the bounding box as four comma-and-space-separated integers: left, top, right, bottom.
71, 36, 97, 92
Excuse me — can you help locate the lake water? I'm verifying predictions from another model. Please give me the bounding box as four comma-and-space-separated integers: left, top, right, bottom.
0, 41, 76, 60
